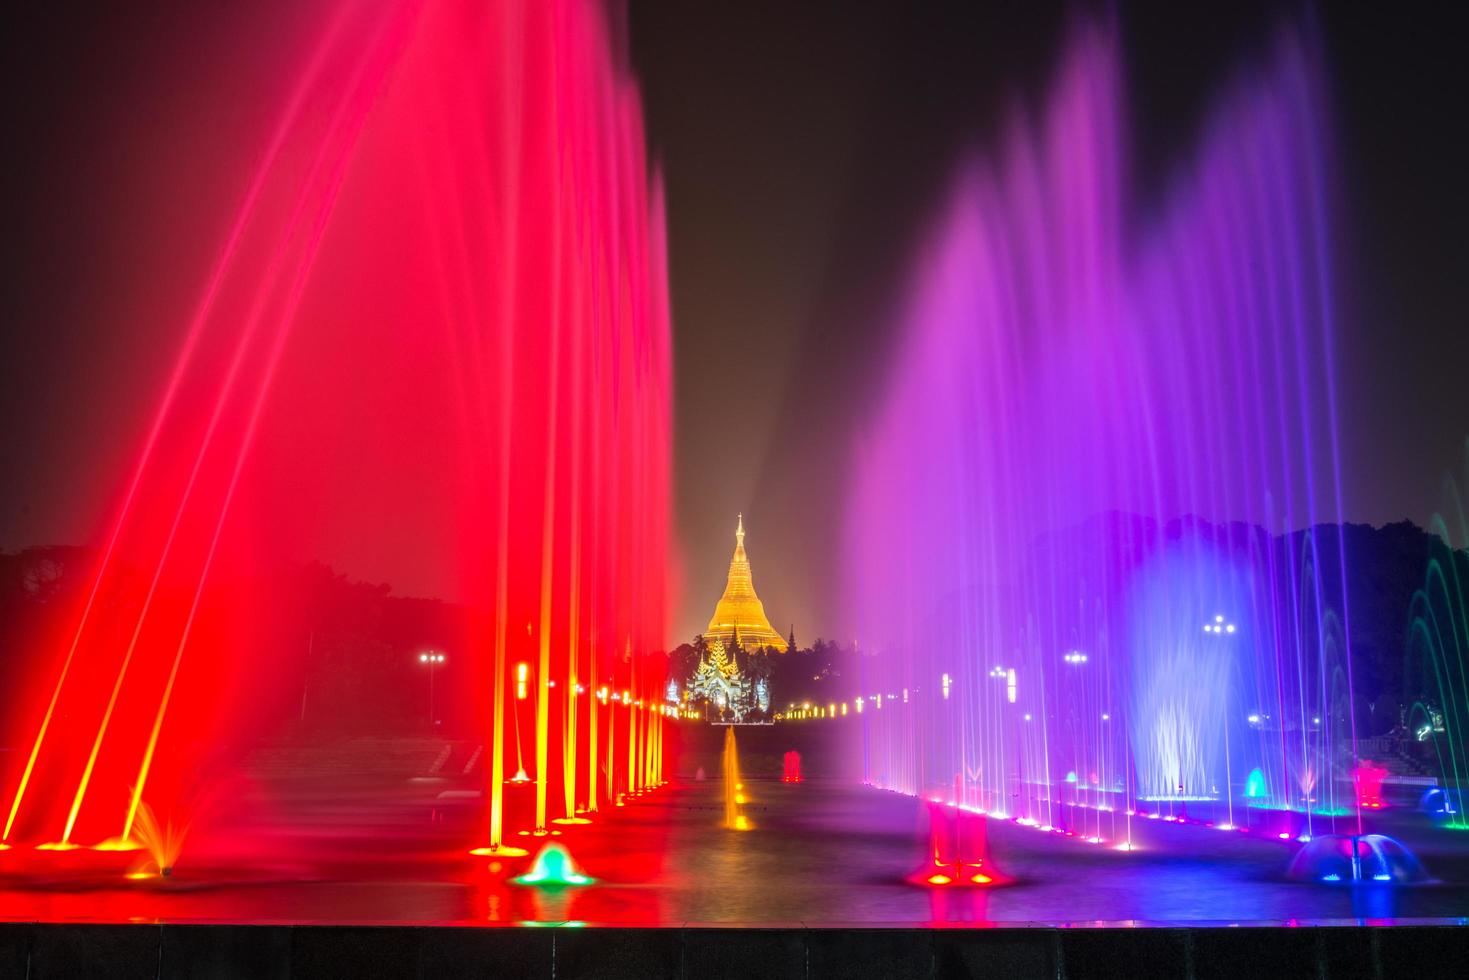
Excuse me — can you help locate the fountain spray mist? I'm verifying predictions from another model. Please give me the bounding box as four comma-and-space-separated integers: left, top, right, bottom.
2, 0, 674, 863
723, 727, 750, 831
846, 15, 1361, 843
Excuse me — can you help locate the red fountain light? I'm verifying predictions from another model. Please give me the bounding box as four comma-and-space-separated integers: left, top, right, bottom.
782, 751, 803, 783
912, 802, 1005, 888
1354, 761, 1389, 811
1, 0, 675, 869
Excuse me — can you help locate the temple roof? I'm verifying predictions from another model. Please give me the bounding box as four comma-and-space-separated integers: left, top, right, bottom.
705, 514, 788, 652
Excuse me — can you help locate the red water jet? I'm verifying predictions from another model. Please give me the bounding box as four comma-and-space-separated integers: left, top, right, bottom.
1, 0, 675, 868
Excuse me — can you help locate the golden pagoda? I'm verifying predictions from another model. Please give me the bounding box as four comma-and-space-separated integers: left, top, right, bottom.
705, 514, 788, 652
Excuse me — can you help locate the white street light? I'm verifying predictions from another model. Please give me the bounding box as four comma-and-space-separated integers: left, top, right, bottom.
418, 651, 447, 727
1205, 615, 1237, 636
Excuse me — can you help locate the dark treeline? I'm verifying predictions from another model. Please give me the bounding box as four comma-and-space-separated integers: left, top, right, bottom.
2, 517, 1465, 749
0, 551, 467, 743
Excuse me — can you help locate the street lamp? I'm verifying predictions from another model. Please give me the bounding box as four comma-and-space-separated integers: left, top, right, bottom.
418, 651, 446, 728
990, 666, 1017, 703
1204, 614, 1236, 635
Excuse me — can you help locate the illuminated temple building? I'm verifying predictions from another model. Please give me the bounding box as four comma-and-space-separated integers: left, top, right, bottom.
705, 515, 788, 652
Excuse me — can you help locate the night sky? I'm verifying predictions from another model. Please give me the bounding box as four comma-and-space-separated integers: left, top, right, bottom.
1, 2, 1466, 647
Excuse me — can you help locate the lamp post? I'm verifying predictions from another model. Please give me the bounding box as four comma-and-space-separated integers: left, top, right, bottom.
418, 651, 446, 728
1204, 615, 1237, 825
1062, 652, 1090, 810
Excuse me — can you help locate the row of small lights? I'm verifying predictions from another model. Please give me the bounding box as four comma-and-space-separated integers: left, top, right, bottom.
775, 688, 914, 720
1003, 792, 1321, 846
868, 781, 1316, 855
787, 618, 1235, 718
394, 658, 690, 720
443, 617, 1242, 723
849, 617, 1321, 855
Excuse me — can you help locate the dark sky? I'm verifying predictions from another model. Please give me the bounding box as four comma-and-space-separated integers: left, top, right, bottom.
1, 2, 1466, 647
625, 0, 1469, 643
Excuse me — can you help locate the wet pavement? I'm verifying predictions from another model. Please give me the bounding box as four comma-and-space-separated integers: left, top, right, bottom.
3, 768, 1469, 925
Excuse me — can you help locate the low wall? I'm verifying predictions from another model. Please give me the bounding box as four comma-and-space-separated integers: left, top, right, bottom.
3, 921, 1462, 979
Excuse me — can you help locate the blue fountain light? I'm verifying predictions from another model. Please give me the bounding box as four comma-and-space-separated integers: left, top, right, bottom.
1289, 834, 1428, 885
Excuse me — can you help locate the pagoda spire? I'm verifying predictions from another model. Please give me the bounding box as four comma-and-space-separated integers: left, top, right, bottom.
704, 514, 787, 652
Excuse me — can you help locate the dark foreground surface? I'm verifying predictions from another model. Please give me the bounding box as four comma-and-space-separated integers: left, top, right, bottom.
2, 921, 1467, 979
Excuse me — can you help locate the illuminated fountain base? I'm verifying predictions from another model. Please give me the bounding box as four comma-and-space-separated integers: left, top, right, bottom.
911, 861, 1000, 888
1420, 787, 1463, 824
915, 802, 1005, 887
512, 843, 593, 887
1287, 834, 1429, 885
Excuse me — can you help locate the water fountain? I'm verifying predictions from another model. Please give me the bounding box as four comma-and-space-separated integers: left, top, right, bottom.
1288, 834, 1429, 884
723, 727, 750, 831
1420, 786, 1461, 823
915, 802, 998, 887
845, 14, 1374, 854
0, 0, 673, 869
1406, 442, 1469, 829
513, 842, 594, 888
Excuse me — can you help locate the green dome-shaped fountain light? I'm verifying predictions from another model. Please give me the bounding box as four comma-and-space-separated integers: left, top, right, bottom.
512, 842, 594, 887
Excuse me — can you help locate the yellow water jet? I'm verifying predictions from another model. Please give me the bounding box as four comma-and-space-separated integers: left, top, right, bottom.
722, 727, 751, 830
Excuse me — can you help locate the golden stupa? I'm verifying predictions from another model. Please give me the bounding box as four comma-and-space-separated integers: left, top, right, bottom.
705, 514, 788, 652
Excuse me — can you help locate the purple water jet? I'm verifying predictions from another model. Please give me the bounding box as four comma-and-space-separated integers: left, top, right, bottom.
845, 17, 1364, 842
